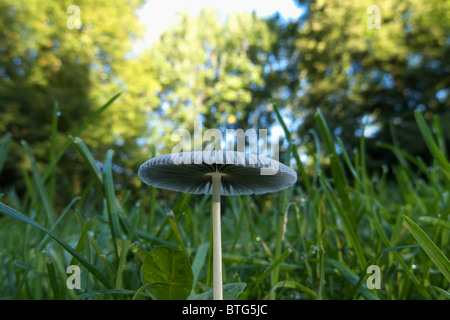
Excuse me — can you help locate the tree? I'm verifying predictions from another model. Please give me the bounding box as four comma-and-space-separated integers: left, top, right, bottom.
293, 0, 449, 171
141, 9, 295, 155
0, 0, 157, 199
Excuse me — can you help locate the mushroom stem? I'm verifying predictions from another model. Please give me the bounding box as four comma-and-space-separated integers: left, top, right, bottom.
211, 172, 223, 300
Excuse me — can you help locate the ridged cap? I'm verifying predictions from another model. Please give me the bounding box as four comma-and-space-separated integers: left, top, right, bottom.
138, 151, 297, 196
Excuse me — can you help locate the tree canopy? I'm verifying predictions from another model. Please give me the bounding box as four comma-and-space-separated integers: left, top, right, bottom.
142, 9, 293, 152
0, 0, 156, 194
1, 0, 448, 202
293, 0, 449, 168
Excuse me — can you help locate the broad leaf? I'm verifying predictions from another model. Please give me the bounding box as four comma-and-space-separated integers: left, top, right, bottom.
142, 246, 193, 300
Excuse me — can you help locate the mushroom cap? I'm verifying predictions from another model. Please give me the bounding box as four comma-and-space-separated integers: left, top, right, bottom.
138, 151, 297, 196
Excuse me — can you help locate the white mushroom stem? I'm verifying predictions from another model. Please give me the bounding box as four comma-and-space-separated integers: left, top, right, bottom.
211, 172, 223, 300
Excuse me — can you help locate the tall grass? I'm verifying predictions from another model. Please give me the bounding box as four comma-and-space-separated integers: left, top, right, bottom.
0, 96, 449, 300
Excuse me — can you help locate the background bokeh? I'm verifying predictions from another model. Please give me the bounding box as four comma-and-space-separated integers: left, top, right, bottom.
1, 0, 448, 205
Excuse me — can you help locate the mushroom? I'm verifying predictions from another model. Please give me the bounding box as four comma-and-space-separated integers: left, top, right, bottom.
138, 150, 297, 300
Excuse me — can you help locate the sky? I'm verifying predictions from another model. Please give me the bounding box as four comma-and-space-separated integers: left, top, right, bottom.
135, 0, 304, 49
135, 0, 305, 159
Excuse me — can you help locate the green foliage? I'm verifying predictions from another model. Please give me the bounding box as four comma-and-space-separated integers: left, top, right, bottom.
294, 0, 449, 171
189, 283, 247, 300
0, 0, 155, 199
143, 9, 289, 152
141, 246, 194, 300
403, 215, 450, 283
0, 96, 449, 300
0, 201, 112, 289
0, 132, 12, 174
0, 0, 449, 301
2, 0, 448, 203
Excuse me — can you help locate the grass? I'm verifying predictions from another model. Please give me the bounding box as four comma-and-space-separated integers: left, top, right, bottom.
0, 96, 449, 300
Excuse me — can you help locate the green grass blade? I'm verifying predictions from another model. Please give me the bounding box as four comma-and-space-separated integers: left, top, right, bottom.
377, 142, 424, 171
191, 243, 209, 287
315, 110, 353, 221
403, 215, 450, 282
73, 137, 103, 186
271, 203, 287, 298
414, 111, 450, 180
369, 203, 431, 299
167, 210, 186, 252
418, 216, 450, 229
135, 229, 178, 248
46, 261, 62, 299
0, 202, 112, 289
87, 233, 116, 281
115, 239, 131, 290
42, 92, 122, 182
432, 115, 447, 159
0, 132, 12, 174
103, 149, 123, 259
272, 101, 312, 195
337, 137, 361, 186
328, 259, 380, 300
116, 210, 139, 290
431, 286, 450, 299
36, 196, 81, 251
48, 103, 59, 206
316, 245, 326, 300
21, 140, 55, 226
242, 248, 292, 300
270, 280, 316, 299
320, 172, 367, 269
70, 216, 91, 267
